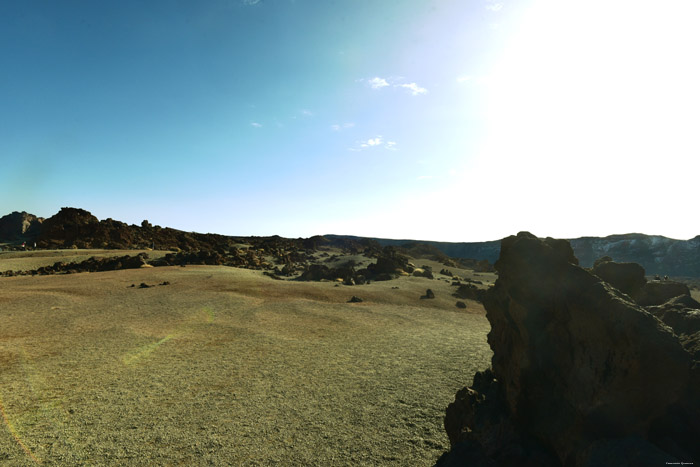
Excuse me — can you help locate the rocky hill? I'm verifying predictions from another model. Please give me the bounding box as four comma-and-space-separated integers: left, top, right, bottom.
34, 207, 236, 251
0, 211, 44, 241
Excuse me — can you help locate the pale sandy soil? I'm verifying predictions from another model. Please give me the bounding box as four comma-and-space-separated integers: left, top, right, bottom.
0, 262, 492, 466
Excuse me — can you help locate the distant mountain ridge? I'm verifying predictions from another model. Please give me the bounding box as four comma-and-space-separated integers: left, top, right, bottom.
327, 234, 700, 277
2, 208, 699, 277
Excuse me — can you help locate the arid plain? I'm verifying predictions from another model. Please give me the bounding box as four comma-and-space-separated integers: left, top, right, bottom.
0, 249, 494, 465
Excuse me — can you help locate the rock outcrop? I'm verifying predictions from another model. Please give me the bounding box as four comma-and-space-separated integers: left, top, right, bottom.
438, 232, 700, 466
452, 283, 486, 303
0, 211, 44, 241
366, 246, 413, 277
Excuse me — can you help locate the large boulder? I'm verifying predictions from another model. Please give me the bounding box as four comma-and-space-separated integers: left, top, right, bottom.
367, 246, 411, 277
591, 257, 646, 297
439, 232, 699, 466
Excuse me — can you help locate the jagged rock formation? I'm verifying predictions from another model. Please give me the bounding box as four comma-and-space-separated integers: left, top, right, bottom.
34, 207, 236, 251
438, 232, 699, 466
0, 211, 44, 241
295, 246, 413, 284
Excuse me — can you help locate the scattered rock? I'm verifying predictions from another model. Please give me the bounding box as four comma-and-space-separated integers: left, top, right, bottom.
347, 296, 363, 303
159, 281, 170, 286
413, 268, 434, 279
456, 301, 467, 309
421, 289, 435, 299
138, 283, 151, 289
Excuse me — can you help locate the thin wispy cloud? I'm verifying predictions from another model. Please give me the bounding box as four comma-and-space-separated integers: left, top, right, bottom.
350, 136, 398, 151
367, 77, 390, 89
362, 137, 382, 148
300, 109, 313, 117
250, 122, 262, 128
485, 3, 503, 11
396, 82, 427, 96
362, 76, 428, 96
331, 122, 355, 131
242, 0, 261, 5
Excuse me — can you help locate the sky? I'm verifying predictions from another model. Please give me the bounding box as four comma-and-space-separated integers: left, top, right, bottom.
2, 0, 699, 242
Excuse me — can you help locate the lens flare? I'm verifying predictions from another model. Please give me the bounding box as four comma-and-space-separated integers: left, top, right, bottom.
0, 394, 42, 464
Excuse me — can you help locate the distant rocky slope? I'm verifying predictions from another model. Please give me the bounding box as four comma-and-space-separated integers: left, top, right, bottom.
437, 232, 699, 466
329, 233, 700, 277
570, 233, 700, 276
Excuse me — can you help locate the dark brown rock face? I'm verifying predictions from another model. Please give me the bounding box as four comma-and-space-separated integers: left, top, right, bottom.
439, 232, 699, 466
37, 207, 99, 247
634, 280, 691, 306
591, 258, 646, 296
0, 211, 44, 241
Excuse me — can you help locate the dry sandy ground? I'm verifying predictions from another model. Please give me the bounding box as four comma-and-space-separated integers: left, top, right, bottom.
0, 259, 493, 465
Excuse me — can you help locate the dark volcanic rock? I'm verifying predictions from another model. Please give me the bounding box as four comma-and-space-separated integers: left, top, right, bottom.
453, 283, 486, 303
455, 301, 467, 309
367, 246, 411, 277
634, 280, 691, 306
441, 369, 558, 466
421, 289, 435, 299
438, 232, 699, 466
347, 296, 363, 303
37, 207, 99, 248
297, 264, 333, 281
0, 211, 44, 241
591, 257, 646, 297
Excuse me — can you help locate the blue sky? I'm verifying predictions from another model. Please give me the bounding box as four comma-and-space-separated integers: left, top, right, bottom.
2, 0, 699, 241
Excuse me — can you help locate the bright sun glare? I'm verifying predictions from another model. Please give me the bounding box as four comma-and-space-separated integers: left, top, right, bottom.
458, 0, 700, 240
